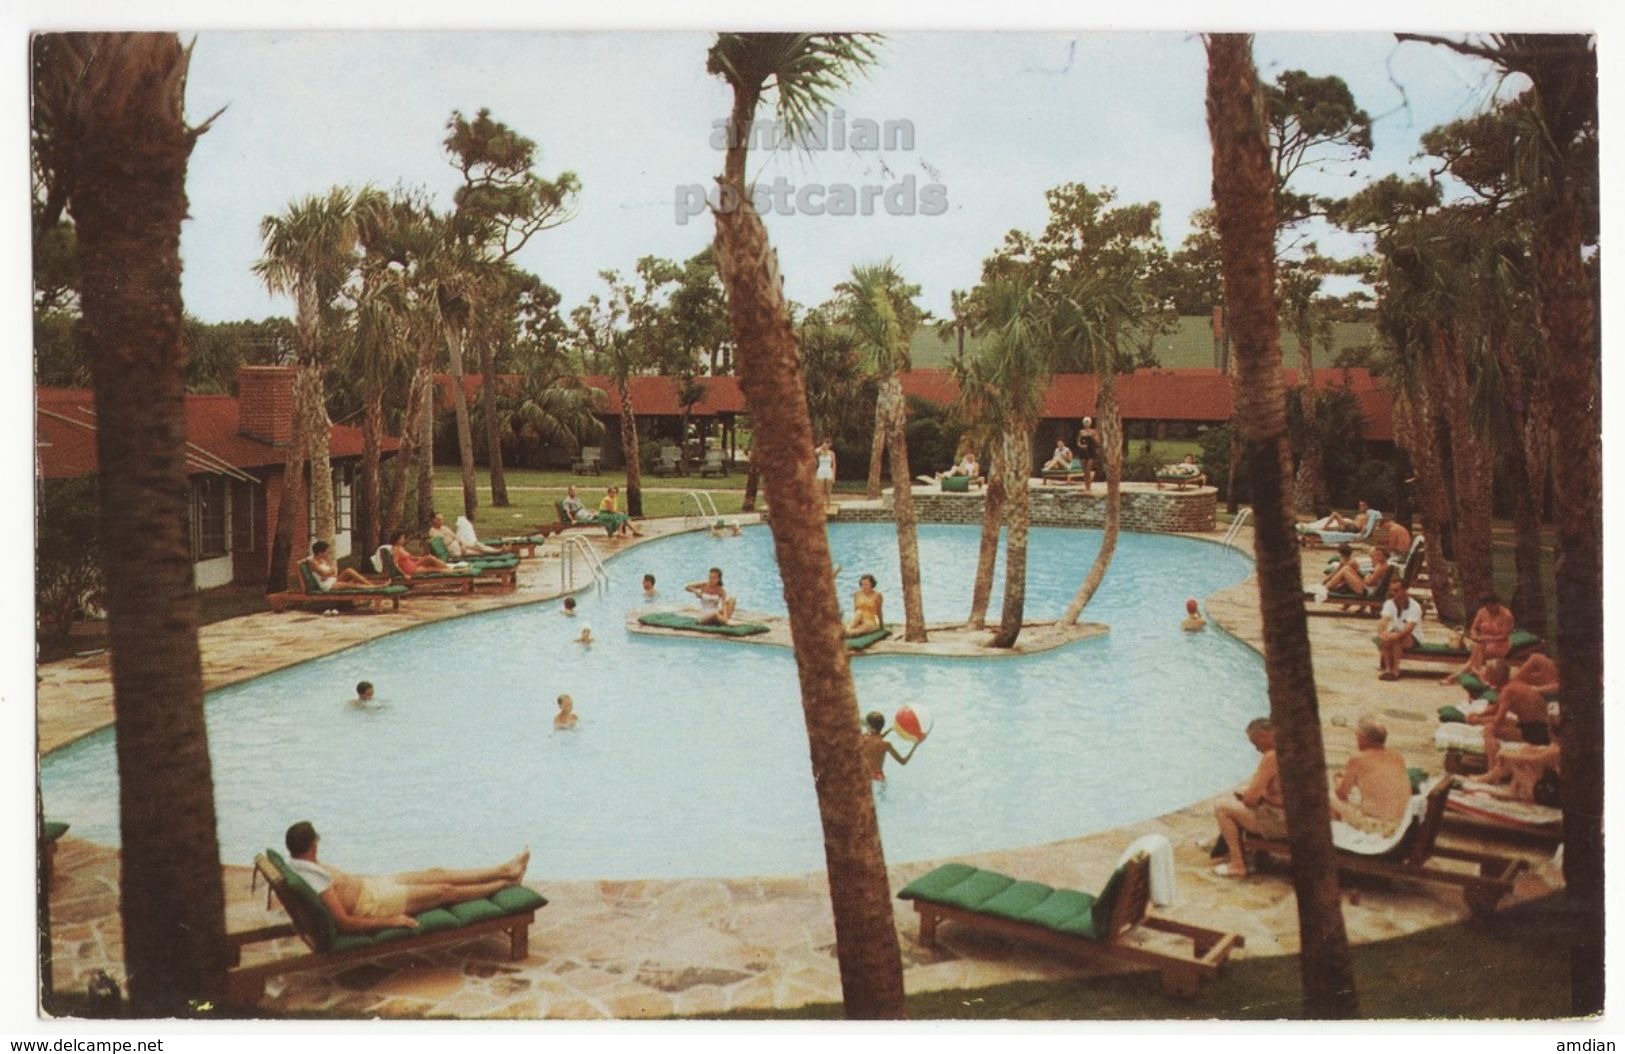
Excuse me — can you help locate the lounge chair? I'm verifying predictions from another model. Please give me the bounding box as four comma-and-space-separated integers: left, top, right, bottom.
266, 559, 409, 613
1240, 776, 1525, 917
1388, 629, 1545, 675
699, 449, 728, 478
1155, 463, 1206, 490
226, 849, 546, 1007
1298, 510, 1383, 548
897, 852, 1244, 997
426, 536, 521, 571
654, 446, 683, 478
571, 446, 602, 475
1304, 562, 1396, 617
474, 533, 548, 558
940, 474, 972, 493
376, 548, 515, 594
1040, 459, 1090, 485
555, 501, 612, 536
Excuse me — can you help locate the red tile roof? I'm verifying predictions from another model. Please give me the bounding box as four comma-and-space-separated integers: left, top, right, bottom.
37, 387, 391, 481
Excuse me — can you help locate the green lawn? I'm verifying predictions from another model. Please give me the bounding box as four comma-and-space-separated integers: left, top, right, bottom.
434, 466, 752, 526
699, 892, 1575, 1021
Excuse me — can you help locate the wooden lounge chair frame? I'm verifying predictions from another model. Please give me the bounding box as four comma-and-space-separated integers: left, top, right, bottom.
571, 446, 602, 475
266, 559, 405, 613
1396, 633, 1544, 674
903, 855, 1244, 997
1240, 778, 1526, 918
227, 853, 541, 1007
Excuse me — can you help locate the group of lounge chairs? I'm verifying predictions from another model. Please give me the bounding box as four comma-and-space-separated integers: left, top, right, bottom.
266, 533, 549, 614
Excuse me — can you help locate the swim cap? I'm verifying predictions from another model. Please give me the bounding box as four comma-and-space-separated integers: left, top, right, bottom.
1185, 598, 1199, 615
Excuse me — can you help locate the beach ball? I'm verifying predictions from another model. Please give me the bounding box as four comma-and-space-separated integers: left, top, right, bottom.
894, 705, 931, 742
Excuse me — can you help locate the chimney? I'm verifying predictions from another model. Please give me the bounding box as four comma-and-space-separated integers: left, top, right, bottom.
237, 365, 296, 446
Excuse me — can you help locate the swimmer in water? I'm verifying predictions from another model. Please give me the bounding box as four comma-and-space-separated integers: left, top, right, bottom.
554, 693, 578, 730
575, 623, 593, 645
859, 710, 924, 781
1181, 598, 1206, 632
351, 681, 376, 707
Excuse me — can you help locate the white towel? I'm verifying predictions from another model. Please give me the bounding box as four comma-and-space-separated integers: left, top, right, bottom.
1116, 833, 1176, 907
455, 515, 479, 546
1330, 779, 1441, 855
370, 545, 392, 575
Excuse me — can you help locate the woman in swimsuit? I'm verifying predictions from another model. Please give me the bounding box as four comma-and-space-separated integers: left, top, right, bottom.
814, 439, 837, 505
685, 566, 737, 625
1075, 417, 1100, 492
1441, 594, 1517, 685
846, 574, 885, 636
389, 531, 455, 576
308, 540, 378, 590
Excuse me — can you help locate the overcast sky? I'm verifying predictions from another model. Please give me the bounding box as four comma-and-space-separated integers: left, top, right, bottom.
173, 30, 1516, 324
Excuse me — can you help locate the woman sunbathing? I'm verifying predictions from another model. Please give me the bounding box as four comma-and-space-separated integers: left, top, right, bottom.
1323, 546, 1390, 601
1042, 439, 1075, 472
389, 531, 455, 576
1440, 594, 1516, 685
686, 567, 737, 625
847, 574, 885, 636
309, 541, 379, 590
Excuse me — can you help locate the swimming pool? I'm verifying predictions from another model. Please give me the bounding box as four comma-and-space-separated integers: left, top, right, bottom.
40, 523, 1265, 880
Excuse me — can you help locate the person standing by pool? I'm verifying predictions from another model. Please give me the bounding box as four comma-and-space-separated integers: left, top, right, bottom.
554, 694, 578, 730
686, 567, 737, 625
859, 711, 923, 780
1212, 718, 1285, 877
814, 438, 837, 506
846, 575, 885, 636
282, 821, 529, 933
1075, 417, 1100, 492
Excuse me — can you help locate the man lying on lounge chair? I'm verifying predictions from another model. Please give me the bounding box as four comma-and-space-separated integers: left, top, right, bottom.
428, 512, 500, 558
282, 821, 529, 934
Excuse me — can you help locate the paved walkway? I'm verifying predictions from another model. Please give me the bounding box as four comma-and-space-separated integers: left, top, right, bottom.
40, 514, 1561, 1018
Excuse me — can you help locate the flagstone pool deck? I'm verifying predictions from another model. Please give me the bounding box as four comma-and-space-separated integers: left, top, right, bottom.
39, 503, 1561, 1019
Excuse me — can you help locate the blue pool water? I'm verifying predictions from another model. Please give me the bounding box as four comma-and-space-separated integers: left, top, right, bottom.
40, 523, 1264, 880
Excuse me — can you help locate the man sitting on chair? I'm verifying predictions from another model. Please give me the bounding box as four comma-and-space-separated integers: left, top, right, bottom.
1331, 715, 1412, 837
1212, 718, 1285, 878
282, 821, 528, 934
1042, 439, 1075, 472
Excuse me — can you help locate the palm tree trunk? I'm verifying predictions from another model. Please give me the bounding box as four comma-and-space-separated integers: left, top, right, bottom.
865, 391, 887, 500
1059, 376, 1123, 622
357, 381, 383, 558
479, 336, 510, 507
443, 321, 479, 521
1206, 32, 1358, 1019
1225, 423, 1242, 515
299, 360, 335, 549
990, 424, 1032, 648
712, 81, 906, 1020
415, 375, 436, 533
1293, 320, 1328, 514
741, 462, 761, 512
967, 444, 1005, 629
384, 364, 429, 541
1504, 445, 1548, 638
1532, 178, 1603, 1016
1491, 333, 1551, 638
616, 377, 644, 518
881, 375, 926, 642
1409, 374, 1467, 624
66, 31, 230, 1013
1432, 324, 1494, 610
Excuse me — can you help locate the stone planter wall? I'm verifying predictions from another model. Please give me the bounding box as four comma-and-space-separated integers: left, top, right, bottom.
832, 484, 1216, 534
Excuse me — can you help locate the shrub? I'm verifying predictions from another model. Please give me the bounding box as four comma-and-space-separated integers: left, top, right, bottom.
37, 477, 102, 641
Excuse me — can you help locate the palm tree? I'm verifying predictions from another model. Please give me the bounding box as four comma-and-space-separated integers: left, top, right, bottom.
947, 351, 1005, 630
1205, 32, 1358, 1018
838, 262, 927, 642
706, 31, 906, 1020
35, 30, 231, 1013
347, 188, 403, 558
254, 187, 365, 589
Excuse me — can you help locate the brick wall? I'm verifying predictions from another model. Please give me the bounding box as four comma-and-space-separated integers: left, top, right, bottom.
237, 365, 296, 446
834, 485, 1216, 533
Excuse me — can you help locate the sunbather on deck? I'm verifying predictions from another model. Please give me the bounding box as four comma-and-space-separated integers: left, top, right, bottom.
1331, 716, 1411, 837
1212, 718, 1285, 877
560, 486, 597, 525
599, 486, 643, 538
1042, 439, 1075, 472
309, 541, 377, 590
1380, 519, 1412, 554
1513, 651, 1560, 694
1438, 594, 1516, 685
1322, 544, 1391, 600
847, 575, 885, 636
1467, 658, 1552, 769
1467, 709, 1562, 803
282, 821, 529, 934
686, 567, 737, 625
389, 531, 455, 576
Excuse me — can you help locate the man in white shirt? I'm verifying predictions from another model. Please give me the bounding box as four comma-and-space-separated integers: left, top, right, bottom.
1376, 580, 1424, 681
282, 821, 529, 933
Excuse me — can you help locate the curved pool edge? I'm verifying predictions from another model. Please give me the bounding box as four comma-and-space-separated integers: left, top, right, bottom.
42, 519, 1558, 1017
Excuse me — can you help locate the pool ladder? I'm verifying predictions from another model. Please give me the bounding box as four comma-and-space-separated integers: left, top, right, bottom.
1221, 506, 1252, 550
681, 490, 720, 527
560, 535, 609, 592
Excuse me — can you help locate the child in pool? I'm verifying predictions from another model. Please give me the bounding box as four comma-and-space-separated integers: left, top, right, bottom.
859, 710, 923, 781
1182, 598, 1206, 632
554, 694, 578, 730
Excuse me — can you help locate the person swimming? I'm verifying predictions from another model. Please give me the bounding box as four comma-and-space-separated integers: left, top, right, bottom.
1181, 598, 1206, 632
859, 710, 923, 781
554, 693, 578, 730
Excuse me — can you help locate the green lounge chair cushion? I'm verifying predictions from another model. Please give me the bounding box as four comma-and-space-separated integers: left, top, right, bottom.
637, 611, 770, 636
846, 627, 891, 651
488, 535, 546, 546
1457, 672, 1490, 696
941, 475, 971, 493
898, 863, 1131, 942
490, 885, 549, 914
1408, 629, 1542, 658
1408, 767, 1428, 793
266, 849, 340, 953
298, 561, 322, 594
426, 536, 519, 569
42, 821, 70, 843
1438, 705, 1467, 724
